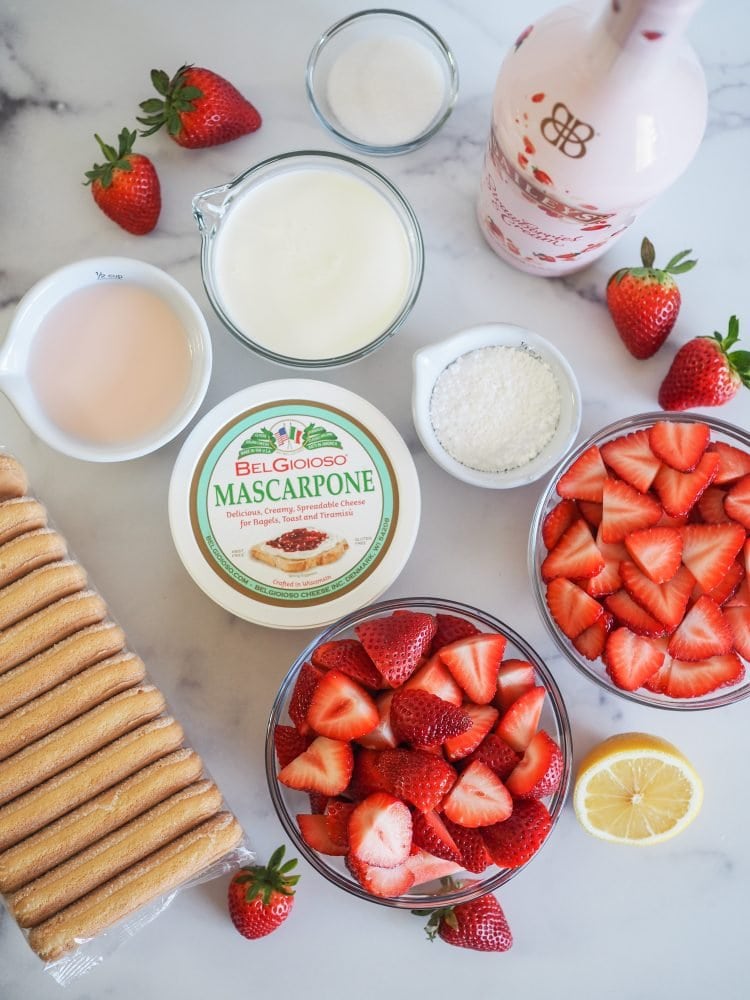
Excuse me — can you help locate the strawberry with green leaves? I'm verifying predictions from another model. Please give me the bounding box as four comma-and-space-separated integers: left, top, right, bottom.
84, 128, 160, 235
606, 237, 697, 359
422, 881, 513, 953
659, 315, 750, 411
227, 846, 298, 940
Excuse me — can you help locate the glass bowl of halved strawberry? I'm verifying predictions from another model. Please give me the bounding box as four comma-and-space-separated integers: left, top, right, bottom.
530, 412, 750, 710
265, 597, 571, 909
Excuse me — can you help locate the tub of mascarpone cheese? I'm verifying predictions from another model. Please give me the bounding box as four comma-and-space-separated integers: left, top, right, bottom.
168, 380, 421, 629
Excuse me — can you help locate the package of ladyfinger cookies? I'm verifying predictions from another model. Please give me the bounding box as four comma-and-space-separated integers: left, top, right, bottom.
0, 451, 253, 984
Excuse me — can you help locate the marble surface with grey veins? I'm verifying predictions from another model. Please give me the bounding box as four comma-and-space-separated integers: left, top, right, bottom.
0, 0, 749, 997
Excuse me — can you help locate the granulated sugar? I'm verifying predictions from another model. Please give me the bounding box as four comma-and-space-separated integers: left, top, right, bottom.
429, 345, 561, 472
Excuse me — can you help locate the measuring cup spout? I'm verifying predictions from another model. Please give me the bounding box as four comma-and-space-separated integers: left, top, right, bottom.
192, 184, 229, 234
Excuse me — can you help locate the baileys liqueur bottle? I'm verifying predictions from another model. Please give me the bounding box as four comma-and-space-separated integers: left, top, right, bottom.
477, 0, 707, 275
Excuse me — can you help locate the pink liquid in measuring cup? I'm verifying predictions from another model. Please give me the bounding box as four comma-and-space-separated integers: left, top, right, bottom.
28, 282, 193, 445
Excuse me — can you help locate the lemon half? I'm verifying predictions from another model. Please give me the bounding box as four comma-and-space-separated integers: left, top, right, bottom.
573, 732, 703, 846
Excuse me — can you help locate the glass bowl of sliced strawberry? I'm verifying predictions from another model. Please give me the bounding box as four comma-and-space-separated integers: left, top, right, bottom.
265, 597, 571, 909
530, 412, 750, 709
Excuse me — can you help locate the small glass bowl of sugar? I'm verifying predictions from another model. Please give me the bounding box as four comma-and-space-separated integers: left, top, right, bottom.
412, 324, 582, 489
306, 9, 459, 156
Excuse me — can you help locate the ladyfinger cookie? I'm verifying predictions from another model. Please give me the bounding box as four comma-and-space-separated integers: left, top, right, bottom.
0, 684, 166, 807
0, 748, 202, 893
0, 652, 146, 762
0, 622, 126, 718
0, 528, 67, 589
12, 780, 223, 927
0, 455, 28, 501
0, 590, 108, 676
0, 560, 87, 631
0, 717, 184, 852
0, 498, 47, 545
28, 813, 243, 962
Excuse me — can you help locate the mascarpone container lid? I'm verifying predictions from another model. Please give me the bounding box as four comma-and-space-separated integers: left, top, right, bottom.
168, 379, 421, 629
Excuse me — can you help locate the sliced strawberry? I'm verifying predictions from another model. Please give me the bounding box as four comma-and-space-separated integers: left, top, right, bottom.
623, 526, 682, 584
657, 509, 690, 528
645, 652, 744, 698
725, 475, 750, 529
653, 451, 720, 517
308, 792, 329, 814
603, 628, 666, 690
347, 792, 412, 868
442, 760, 513, 828
481, 799, 552, 868
495, 659, 536, 711
278, 736, 353, 796
406, 848, 463, 886
311, 638, 382, 689
541, 518, 605, 582
619, 561, 694, 629
430, 613, 480, 653
724, 605, 750, 659
680, 522, 746, 592
348, 748, 391, 799
412, 809, 463, 863
691, 559, 744, 607
495, 686, 546, 752
356, 690, 398, 750
288, 661, 325, 735
604, 587, 669, 637
600, 429, 662, 493
710, 441, 750, 484
648, 420, 710, 472
695, 486, 730, 524
667, 595, 734, 660
273, 724, 310, 768
323, 798, 356, 848
377, 748, 456, 812
306, 670, 379, 741
442, 817, 492, 873
355, 611, 436, 687
438, 633, 506, 704
297, 813, 347, 856
556, 445, 608, 502
541, 499, 580, 550
404, 654, 464, 706
505, 730, 563, 799
581, 530, 628, 597
464, 732, 521, 780
726, 575, 750, 607
443, 703, 499, 761
577, 500, 603, 529
546, 577, 603, 639
600, 478, 662, 543
346, 853, 415, 898
572, 613, 612, 660
389, 688, 471, 747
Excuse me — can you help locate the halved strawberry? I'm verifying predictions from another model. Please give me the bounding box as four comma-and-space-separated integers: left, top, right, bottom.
600, 478, 662, 543
725, 475, 750, 529
308, 792, 329, 814
404, 654, 464, 706
505, 730, 563, 799
406, 848, 463, 886
603, 628, 666, 690
377, 748, 456, 812
581, 530, 628, 597
278, 736, 354, 795
619, 561, 694, 629
546, 577, 603, 639
495, 686, 546, 752
541, 518, 605, 582
442, 817, 492, 873
356, 690, 398, 750
323, 798, 356, 848
600, 429, 662, 493
623, 526, 682, 584
438, 633, 506, 704
389, 688, 471, 747
311, 639, 382, 689
273, 724, 310, 768
355, 611, 436, 687
412, 810, 463, 864
495, 659, 536, 711
645, 651, 744, 698
542, 499, 580, 550
346, 853, 415, 897
667, 595, 734, 660
691, 559, 744, 607
348, 748, 391, 799
726, 575, 750, 607
288, 661, 325, 735
604, 588, 669, 637
556, 445, 608, 502
464, 732, 521, 780
710, 441, 750, 484
680, 522, 746, 591
297, 813, 347, 856
306, 670, 379, 741
572, 613, 612, 660
648, 420, 710, 472
653, 451, 720, 517
441, 760, 513, 828
443, 703, 499, 761
481, 799, 552, 868
724, 605, 750, 658
577, 500, 603, 529
695, 486, 730, 524
430, 613, 480, 653
347, 792, 412, 868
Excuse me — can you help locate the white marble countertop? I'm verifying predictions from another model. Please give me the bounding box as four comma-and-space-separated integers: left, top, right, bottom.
1, 0, 749, 996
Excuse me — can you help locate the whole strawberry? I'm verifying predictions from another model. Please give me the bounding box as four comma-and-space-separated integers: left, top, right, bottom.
227, 845, 299, 940
606, 237, 697, 359
659, 315, 750, 411
423, 884, 513, 952
138, 65, 261, 148
84, 128, 160, 235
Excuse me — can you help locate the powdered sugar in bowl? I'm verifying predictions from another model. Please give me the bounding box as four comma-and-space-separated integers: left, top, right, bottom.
412, 324, 581, 489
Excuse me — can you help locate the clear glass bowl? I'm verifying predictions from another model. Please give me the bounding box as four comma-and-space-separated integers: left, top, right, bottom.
529, 411, 750, 711
265, 597, 572, 909
192, 150, 424, 368
306, 10, 459, 156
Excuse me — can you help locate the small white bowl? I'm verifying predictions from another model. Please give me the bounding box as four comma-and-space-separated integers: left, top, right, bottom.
0, 257, 212, 462
412, 323, 581, 489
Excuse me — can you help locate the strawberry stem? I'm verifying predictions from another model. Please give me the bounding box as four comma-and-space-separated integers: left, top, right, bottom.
640, 237, 655, 269
84, 128, 137, 188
